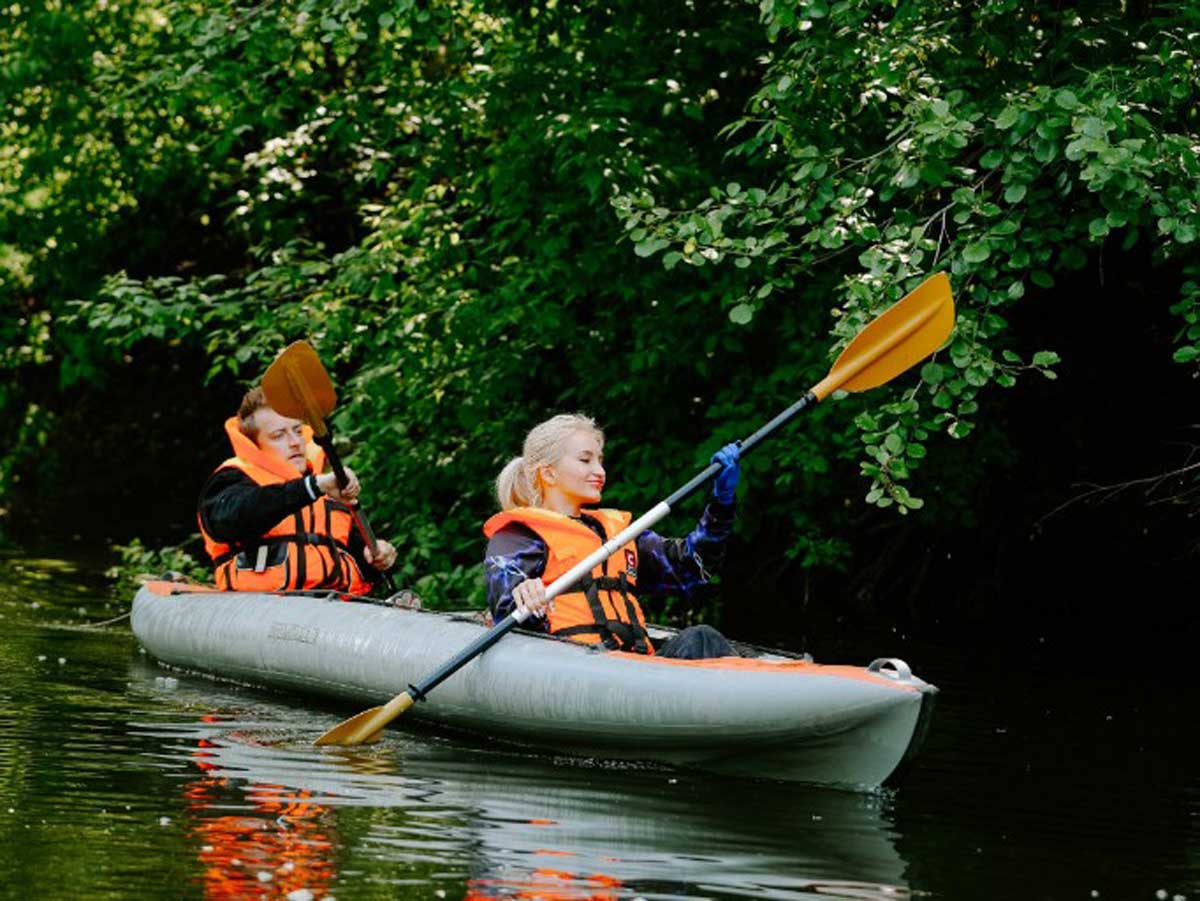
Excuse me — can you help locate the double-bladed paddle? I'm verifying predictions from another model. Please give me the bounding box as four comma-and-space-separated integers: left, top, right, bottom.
262, 341, 397, 595
314, 272, 955, 747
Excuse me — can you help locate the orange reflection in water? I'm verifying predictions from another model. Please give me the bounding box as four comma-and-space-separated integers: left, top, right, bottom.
466, 845, 623, 901
184, 738, 339, 899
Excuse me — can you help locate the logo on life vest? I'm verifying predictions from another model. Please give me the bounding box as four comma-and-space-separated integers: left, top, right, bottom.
624, 549, 637, 579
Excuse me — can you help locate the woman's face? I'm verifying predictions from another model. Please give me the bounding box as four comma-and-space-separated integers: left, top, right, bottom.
543, 429, 606, 506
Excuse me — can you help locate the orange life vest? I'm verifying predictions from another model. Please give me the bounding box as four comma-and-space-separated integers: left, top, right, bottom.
483, 507, 654, 654
198, 417, 373, 595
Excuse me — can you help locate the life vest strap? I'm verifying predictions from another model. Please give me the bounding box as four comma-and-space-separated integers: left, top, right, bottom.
572, 573, 649, 654
576, 574, 637, 594
553, 623, 612, 641
211, 532, 351, 567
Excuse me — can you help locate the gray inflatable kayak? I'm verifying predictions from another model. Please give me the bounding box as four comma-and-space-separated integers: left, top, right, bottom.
132, 582, 937, 788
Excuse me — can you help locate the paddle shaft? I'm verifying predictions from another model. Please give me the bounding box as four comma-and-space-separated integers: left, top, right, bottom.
659, 285, 948, 506
269, 358, 398, 595
664, 391, 817, 507
311, 434, 378, 543
273, 362, 384, 555
311, 430, 397, 595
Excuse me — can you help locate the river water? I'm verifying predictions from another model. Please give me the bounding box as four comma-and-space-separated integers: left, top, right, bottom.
0, 553, 1195, 900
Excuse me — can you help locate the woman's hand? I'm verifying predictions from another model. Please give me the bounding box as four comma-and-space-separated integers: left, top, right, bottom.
711, 442, 741, 504
511, 577, 550, 618
363, 538, 397, 571
316, 467, 361, 504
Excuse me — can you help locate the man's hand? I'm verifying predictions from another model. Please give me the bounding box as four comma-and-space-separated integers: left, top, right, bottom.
315, 467, 361, 504
363, 539, 397, 571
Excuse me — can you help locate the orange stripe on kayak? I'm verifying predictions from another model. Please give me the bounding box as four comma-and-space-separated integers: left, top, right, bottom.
143, 581, 361, 601
143, 580, 217, 596
608, 651, 923, 692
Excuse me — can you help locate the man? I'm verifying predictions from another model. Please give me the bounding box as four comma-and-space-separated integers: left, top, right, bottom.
198, 387, 397, 593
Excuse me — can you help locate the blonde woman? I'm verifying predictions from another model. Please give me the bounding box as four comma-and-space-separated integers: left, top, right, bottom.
482, 413, 740, 659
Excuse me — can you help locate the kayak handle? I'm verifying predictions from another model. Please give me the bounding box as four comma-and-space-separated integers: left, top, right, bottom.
867, 658, 913, 682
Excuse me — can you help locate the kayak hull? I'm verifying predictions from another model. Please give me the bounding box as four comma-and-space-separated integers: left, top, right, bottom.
131, 584, 937, 788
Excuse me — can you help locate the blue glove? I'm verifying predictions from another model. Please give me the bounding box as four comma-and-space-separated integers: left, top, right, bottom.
711, 442, 741, 504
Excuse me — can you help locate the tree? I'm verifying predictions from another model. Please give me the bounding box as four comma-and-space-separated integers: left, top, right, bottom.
616, 0, 1200, 520
2, 1, 1196, 627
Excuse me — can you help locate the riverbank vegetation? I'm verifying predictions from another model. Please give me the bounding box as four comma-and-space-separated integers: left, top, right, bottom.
2, 1, 1197, 652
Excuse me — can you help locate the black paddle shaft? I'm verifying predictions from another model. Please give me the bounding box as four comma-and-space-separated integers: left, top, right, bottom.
311, 427, 398, 596
408, 613, 524, 701
663, 390, 818, 507
311, 428, 353, 492
407, 389, 821, 704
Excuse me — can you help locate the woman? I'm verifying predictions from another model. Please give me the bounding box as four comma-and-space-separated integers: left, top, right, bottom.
483, 413, 740, 659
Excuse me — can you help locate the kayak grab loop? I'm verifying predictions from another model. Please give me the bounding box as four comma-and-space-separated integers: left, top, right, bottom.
867, 658, 913, 682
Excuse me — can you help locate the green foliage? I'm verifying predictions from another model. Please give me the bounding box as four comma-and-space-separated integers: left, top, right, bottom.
1, 0, 1198, 605
2, 0, 777, 604
106, 538, 209, 598
614, 0, 1200, 510
1170, 272, 1200, 365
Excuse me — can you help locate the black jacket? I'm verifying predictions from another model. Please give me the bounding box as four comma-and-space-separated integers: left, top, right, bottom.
197, 467, 378, 584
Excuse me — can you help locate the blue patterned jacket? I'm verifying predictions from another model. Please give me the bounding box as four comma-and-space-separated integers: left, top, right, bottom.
483, 500, 735, 627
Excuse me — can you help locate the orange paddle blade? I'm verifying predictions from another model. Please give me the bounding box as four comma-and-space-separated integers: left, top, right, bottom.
314, 692, 416, 747
262, 341, 337, 435
811, 273, 954, 401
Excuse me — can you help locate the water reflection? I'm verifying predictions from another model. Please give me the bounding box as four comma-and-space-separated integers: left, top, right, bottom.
129, 666, 911, 899
184, 728, 340, 898
4, 555, 1195, 899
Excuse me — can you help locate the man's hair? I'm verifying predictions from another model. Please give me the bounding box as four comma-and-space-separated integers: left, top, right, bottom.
237, 387, 268, 440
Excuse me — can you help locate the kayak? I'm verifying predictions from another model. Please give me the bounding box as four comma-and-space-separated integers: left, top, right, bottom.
131, 581, 938, 789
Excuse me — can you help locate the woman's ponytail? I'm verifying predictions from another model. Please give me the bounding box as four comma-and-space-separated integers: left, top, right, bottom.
495, 455, 539, 510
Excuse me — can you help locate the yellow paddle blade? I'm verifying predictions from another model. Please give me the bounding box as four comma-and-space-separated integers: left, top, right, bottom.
314, 708, 386, 746
262, 341, 337, 434
811, 273, 954, 401
313, 691, 416, 747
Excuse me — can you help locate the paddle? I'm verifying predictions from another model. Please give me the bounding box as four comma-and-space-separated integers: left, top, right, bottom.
262, 341, 397, 595
313, 272, 954, 747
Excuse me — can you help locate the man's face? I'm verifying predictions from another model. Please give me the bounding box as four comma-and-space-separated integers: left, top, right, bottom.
253, 407, 308, 474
